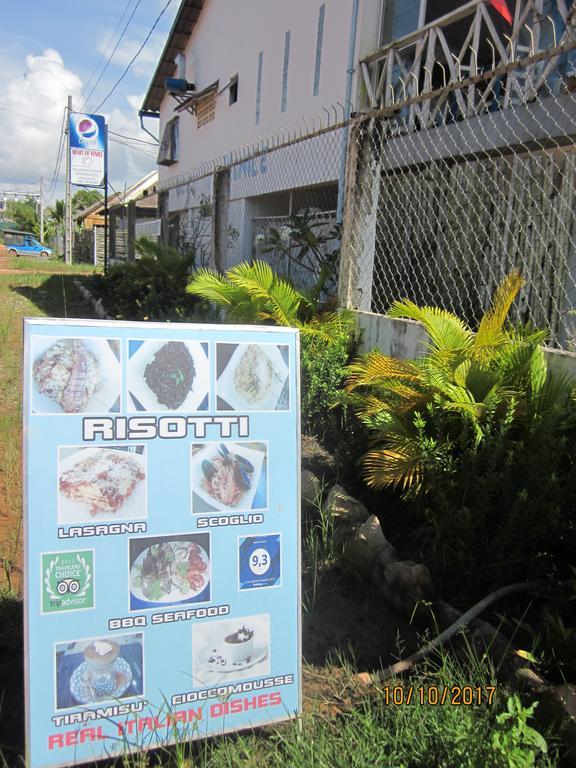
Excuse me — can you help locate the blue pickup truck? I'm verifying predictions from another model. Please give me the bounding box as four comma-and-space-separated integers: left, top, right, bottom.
3, 229, 53, 258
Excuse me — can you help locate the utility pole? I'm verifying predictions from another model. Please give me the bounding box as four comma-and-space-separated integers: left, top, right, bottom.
39, 177, 44, 242
64, 95, 72, 264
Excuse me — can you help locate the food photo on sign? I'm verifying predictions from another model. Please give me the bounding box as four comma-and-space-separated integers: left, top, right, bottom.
128, 533, 211, 610
31, 337, 121, 414
54, 633, 143, 709
57, 445, 147, 523
216, 343, 289, 411
191, 614, 270, 687
191, 441, 268, 513
127, 339, 210, 411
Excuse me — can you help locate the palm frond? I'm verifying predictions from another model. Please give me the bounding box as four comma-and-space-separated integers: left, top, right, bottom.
362, 439, 425, 495
346, 352, 420, 391
389, 300, 473, 353
186, 269, 239, 306
474, 271, 523, 352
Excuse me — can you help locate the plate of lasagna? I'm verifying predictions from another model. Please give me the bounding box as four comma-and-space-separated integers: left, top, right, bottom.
216, 344, 289, 411
58, 447, 147, 523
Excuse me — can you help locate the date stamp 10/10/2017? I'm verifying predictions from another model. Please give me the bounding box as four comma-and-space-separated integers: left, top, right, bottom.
382, 685, 497, 706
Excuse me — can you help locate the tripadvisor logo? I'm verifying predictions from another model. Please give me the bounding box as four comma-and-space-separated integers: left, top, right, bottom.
42, 551, 94, 613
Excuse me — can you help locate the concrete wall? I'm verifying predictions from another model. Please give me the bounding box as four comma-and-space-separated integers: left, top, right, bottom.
354, 309, 576, 376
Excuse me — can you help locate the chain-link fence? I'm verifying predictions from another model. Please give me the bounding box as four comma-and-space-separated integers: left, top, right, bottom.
160, 120, 345, 294
339, 1, 576, 348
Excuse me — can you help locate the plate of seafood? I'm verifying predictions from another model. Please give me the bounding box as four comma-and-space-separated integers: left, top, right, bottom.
130, 540, 210, 606
216, 344, 289, 411
58, 447, 146, 523
191, 442, 266, 513
128, 340, 210, 412
31, 337, 121, 414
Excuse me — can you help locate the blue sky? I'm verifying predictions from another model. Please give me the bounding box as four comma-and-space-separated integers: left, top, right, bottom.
0, 0, 179, 202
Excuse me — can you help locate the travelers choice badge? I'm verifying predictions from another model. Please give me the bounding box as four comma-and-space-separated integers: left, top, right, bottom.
41, 551, 94, 613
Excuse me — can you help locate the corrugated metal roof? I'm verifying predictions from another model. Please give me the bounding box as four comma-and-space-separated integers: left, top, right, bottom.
141, 0, 206, 114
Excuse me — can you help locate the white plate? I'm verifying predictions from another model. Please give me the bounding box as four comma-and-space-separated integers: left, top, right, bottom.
31, 337, 121, 414
191, 442, 266, 513
128, 340, 209, 412
58, 447, 146, 524
129, 540, 210, 604
196, 641, 268, 673
70, 657, 132, 704
217, 344, 289, 411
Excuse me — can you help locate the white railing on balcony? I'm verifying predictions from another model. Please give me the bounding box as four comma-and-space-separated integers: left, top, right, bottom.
360, 0, 576, 125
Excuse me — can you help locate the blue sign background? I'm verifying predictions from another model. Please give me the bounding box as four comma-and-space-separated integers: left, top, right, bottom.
24, 319, 301, 768
69, 113, 106, 152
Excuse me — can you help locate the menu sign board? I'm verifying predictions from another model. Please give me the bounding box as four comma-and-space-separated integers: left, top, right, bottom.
23, 319, 301, 768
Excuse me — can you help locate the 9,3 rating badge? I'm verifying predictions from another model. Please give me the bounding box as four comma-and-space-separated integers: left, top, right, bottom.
238, 534, 281, 590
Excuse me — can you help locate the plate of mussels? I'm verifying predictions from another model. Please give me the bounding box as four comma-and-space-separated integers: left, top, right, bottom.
127, 340, 210, 412
191, 442, 267, 513
130, 540, 210, 606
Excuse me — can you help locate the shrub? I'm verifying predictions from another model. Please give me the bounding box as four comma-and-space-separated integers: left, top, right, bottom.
92, 238, 206, 321
188, 259, 361, 460
346, 273, 576, 600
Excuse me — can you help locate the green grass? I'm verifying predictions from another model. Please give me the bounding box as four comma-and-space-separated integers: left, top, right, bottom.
6, 256, 101, 273
0, 271, 99, 593
93, 651, 558, 768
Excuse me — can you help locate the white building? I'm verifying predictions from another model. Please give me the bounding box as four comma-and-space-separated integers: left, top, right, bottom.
141, 0, 388, 273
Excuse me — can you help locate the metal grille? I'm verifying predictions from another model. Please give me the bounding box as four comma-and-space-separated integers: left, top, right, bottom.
160, 116, 345, 293
339, 1, 576, 348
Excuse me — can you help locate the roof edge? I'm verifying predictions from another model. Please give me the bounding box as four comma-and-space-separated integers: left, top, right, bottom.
141, 0, 206, 114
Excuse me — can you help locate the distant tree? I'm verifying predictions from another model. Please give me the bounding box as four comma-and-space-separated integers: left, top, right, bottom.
72, 189, 102, 213
44, 200, 65, 242
5, 197, 39, 235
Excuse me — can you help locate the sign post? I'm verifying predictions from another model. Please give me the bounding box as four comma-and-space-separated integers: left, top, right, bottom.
23, 319, 301, 768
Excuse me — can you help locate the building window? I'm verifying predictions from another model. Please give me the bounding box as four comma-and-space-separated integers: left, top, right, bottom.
313, 4, 325, 96
157, 116, 179, 166
381, 0, 423, 44
229, 75, 239, 105
255, 51, 264, 124
281, 30, 291, 112
196, 91, 216, 128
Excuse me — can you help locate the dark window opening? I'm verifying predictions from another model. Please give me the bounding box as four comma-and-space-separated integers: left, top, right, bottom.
229, 76, 239, 105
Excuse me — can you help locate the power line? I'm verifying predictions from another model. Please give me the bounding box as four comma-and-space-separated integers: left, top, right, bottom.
109, 130, 157, 146
93, 0, 175, 113
46, 108, 67, 198
83, 0, 136, 100
85, 0, 144, 111
0, 105, 157, 145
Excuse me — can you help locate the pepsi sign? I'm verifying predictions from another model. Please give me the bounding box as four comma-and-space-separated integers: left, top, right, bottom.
69, 113, 107, 188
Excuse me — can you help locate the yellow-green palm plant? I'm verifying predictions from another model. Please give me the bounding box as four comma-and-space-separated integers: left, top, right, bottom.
346, 272, 574, 497
187, 260, 353, 344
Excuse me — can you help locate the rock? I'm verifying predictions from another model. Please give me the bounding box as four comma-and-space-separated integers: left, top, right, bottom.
301, 435, 337, 481
325, 485, 370, 526
538, 685, 576, 766
379, 560, 435, 618
344, 515, 395, 579
301, 470, 322, 512
353, 672, 375, 688
515, 667, 547, 692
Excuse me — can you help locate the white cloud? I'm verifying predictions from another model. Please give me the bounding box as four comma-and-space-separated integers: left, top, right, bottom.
97, 32, 165, 78
0, 49, 157, 202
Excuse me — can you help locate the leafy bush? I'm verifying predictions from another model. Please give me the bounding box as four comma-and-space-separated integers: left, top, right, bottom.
188, 259, 360, 457
346, 273, 576, 600
92, 238, 206, 321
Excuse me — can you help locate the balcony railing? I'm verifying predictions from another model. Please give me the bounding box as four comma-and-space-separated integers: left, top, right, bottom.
359, 0, 576, 126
